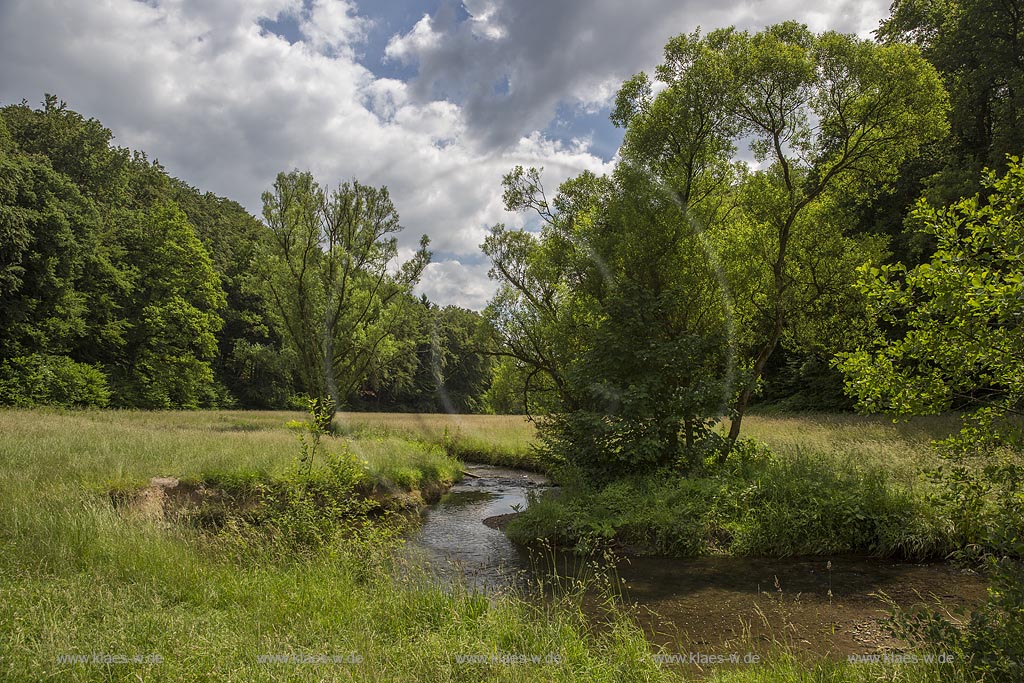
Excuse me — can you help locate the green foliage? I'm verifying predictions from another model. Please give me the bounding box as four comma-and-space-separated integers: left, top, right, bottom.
757, 350, 854, 412
104, 201, 225, 408
485, 164, 732, 481
508, 446, 946, 559
840, 160, 1024, 679
0, 354, 109, 407
0, 95, 128, 202
252, 171, 431, 411
286, 396, 335, 477
352, 299, 496, 413
879, 0, 1024, 204
485, 23, 945, 478
0, 137, 100, 357
614, 22, 947, 446
0, 96, 277, 408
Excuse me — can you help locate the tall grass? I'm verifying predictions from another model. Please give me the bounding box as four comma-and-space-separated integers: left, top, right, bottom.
0, 409, 978, 681
735, 413, 960, 485
507, 413, 966, 559
335, 412, 541, 470
0, 408, 670, 682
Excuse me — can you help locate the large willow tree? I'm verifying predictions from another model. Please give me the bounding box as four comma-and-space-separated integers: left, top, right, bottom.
484, 163, 732, 480
254, 171, 430, 412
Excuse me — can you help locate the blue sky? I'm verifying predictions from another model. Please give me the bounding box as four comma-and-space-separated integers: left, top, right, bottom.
0, 0, 889, 308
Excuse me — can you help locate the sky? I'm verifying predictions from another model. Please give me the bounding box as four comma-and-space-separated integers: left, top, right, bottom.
0, 0, 889, 310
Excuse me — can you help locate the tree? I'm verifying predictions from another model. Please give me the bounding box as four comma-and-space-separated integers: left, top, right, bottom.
254, 171, 430, 413
432, 305, 495, 413
612, 23, 949, 448
110, 201, 226, 408
484, 164, 732, 479
1, 96, 293, 408
879, 0, 1024, 203
839, 159, 1024, 679
350, 301, 495, 413
0, 142, 98, 358
483, 167, 614, 417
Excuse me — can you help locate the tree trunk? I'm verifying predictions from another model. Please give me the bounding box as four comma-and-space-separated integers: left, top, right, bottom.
323, 315, 339, 424
722, 321, 783, 460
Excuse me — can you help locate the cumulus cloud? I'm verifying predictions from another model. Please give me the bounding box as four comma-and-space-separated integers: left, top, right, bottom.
384, 0, 888, 148
418, 260, 496, 311
0, 0, 889, 308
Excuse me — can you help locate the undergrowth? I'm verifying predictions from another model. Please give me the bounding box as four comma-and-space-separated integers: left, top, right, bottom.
508, 443, 950, 559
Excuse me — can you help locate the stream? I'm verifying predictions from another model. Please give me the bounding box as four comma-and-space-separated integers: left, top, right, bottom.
407, 463, 987, 661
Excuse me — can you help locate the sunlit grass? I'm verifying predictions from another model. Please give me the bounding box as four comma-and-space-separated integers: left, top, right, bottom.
333, 410, 960, 481
736, 413, 958, 485
336, 411, 540, 469
0, 408, 670, 682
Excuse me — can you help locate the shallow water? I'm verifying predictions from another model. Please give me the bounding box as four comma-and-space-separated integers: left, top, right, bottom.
406, 463, 545, 589
408, 464, 987, 660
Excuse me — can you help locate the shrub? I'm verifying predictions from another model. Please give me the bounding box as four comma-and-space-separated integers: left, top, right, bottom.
508, 447, 949, 560
0, 354, 110, 407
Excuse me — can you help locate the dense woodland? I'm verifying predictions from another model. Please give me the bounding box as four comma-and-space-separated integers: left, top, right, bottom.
0, 98, 493, 412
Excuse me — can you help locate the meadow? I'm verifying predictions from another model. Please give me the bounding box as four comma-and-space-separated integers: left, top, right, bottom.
0, 408, 972, 682
335, 411, 540, 469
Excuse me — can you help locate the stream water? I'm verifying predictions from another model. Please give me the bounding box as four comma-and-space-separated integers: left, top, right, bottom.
408, 463, 987, 661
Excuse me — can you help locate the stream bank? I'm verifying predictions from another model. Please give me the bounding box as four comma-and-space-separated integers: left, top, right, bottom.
408, 463, 987, 661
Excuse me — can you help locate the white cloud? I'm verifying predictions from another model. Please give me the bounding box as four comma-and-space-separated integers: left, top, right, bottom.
300, 0, 368, 55
417, 260, 497, 312
0, 0, 890, 309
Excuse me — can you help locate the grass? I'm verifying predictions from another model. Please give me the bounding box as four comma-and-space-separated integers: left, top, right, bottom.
0, 408, 981, 681
507, 452, 950, 558
0, 408, 672, 682
735, 412, 960, 485
332, 411, 962, 481
0, 408, 463, 494
335, 411, 541, 470
507, 413, 965, 559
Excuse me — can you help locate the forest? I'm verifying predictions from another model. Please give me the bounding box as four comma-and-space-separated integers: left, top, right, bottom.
1, 1, 1023, 681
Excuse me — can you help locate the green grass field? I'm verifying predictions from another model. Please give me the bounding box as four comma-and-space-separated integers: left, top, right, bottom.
336, 411, 540, 469
0, 408, 969, 682
334, 410, 959, 479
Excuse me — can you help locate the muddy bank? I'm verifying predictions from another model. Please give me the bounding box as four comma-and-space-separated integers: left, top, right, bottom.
598, 554, 986, 658
110, 473, 456, 528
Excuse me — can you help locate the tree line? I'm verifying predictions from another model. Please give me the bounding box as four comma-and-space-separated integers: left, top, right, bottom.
0, 96, 493, 412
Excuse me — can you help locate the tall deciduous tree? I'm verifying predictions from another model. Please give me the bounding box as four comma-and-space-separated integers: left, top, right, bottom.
484, 164, 731, 479
612, 23, 949, 448
255, 171, 430, 412
112, 201, 226, 408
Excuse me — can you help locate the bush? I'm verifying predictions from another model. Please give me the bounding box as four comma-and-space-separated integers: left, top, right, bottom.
508, 447, 949, 559
0, 354, 110, 407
